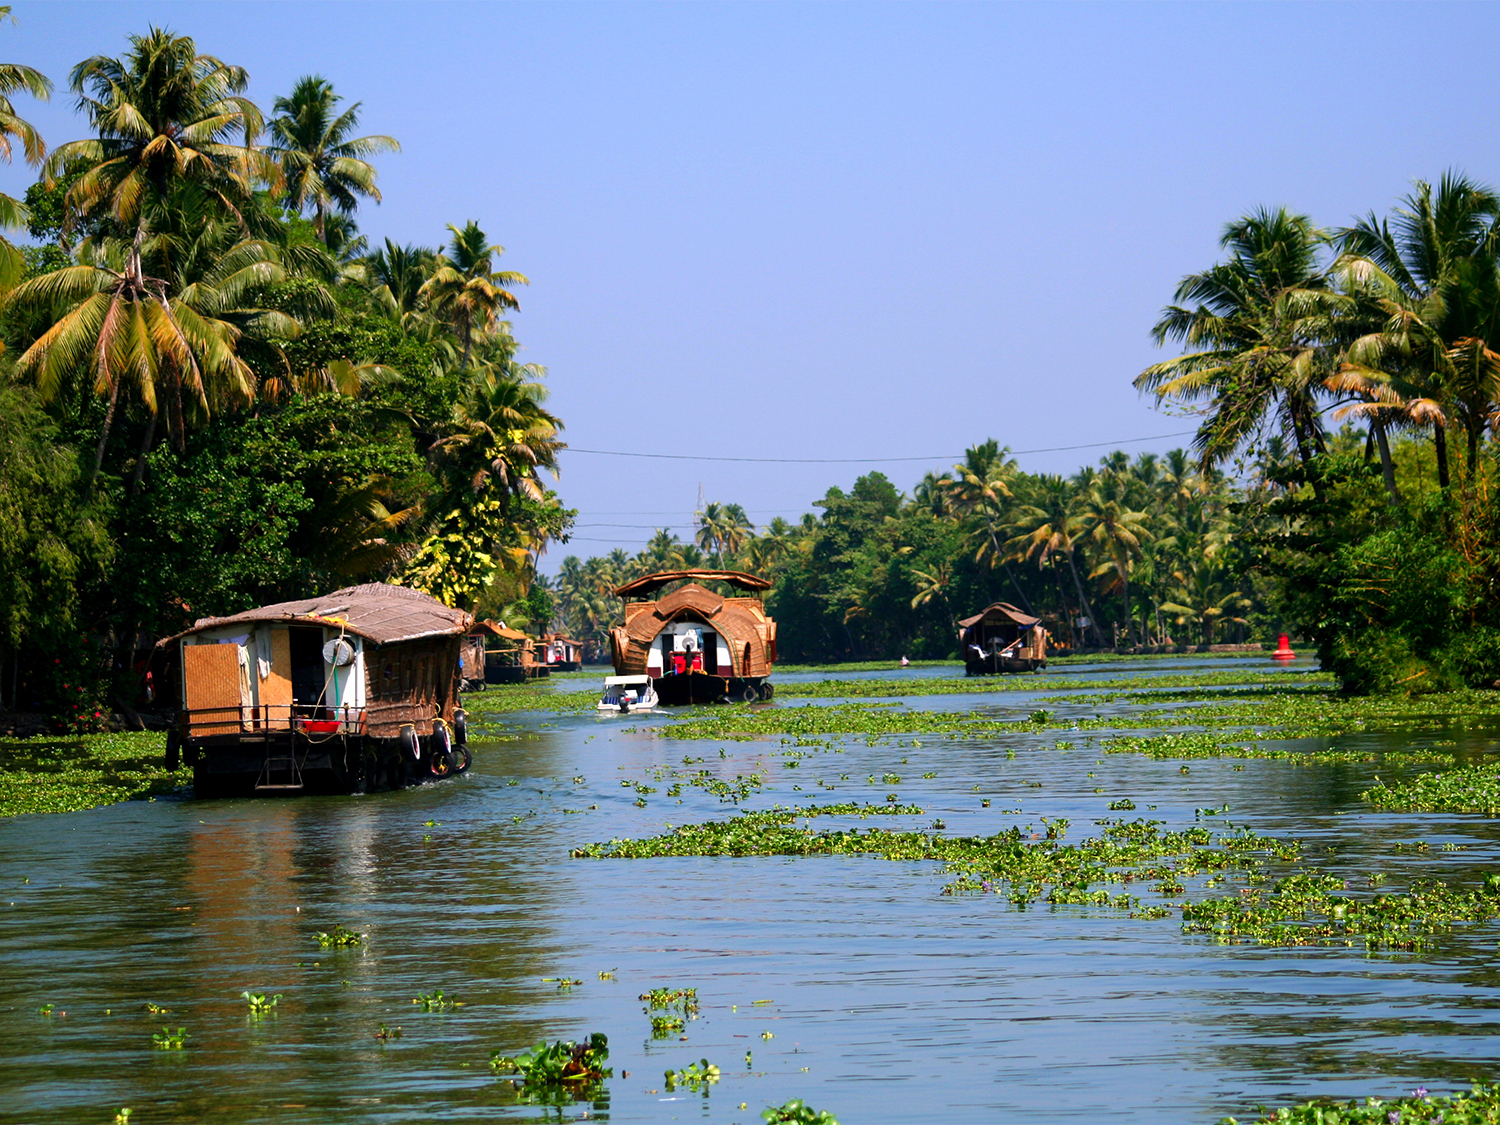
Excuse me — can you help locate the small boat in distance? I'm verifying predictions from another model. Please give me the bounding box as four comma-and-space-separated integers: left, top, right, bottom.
958, 602, 1048, 675
598, 674, 659, 713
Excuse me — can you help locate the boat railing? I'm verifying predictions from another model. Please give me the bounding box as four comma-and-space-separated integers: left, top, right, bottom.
181, 703, 366, 738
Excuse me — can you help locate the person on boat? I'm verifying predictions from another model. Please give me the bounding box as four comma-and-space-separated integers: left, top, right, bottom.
900, 655, 910, 667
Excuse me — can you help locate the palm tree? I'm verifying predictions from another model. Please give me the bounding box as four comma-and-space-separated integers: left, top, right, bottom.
364, 237, 434, 329
266, 75, 399, 243
1078, 472, 1153, 647
0, 8, 50, 285
1003, 474, 1103, 646
1137, 208, 1345, 485
419, 221, 528, 370
431, 365, 564, 508
35, 30, 269, 474
10, 198, 302, 475
1335, 173, 1500, 487
694, 501, 730, 566
943, 440, 1034, 613
48, 29, 268, 235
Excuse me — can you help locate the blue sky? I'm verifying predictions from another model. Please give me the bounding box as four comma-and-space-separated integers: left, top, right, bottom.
9, 2, 1500, 566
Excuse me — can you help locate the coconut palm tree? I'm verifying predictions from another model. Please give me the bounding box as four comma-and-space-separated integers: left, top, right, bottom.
0, 9, 50, 285
943, 440, 1034, 613
419, 221, 528, 370
1335, 173, 1500, 487
266, 75, 399, 243
33, 30, 271, 475
10, 197, 303, 475
1003, 474, 1103, 646
431, 365, 563, 508
1078, 472, 1153, 647
364, 237, 435, 329
48, 29, 268, 235
1137, 208, 1346, 484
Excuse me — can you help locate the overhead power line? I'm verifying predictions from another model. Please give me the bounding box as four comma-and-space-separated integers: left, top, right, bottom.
563, 431, 1197, 464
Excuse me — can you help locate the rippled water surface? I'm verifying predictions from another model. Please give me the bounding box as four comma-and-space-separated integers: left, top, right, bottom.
3, 656, 1499, 1124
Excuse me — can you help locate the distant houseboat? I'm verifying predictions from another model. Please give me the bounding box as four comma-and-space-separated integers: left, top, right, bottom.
159, 583, 473, 796
958, 603, 1048, 675
539, 633, 584, 671
472, 621, 547, 684
608, 569, 777, 705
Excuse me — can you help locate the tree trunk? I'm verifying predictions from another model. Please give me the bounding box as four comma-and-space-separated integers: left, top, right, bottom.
129, 413, 157, 496
1435, 422, 1450, 489
983, 514, 1034, 615
1119, 562, 1134, 648
1289, 412, 1326, 502
1373, 420, 1401, 506
1065, 547, 1105, 647
1467, 420, 1481, 484
92, 380, 122, 481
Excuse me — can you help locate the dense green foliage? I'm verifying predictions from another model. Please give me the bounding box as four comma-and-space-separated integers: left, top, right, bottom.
0, 26, 571, 721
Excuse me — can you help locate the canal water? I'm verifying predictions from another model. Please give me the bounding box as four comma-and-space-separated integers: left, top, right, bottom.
1, 657, 1497, 1124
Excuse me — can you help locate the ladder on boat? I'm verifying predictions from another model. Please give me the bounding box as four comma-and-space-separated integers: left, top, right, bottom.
254, 730, 305, 792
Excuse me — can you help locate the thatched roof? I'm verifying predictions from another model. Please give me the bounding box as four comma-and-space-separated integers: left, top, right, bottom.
160, 583, 473, 647
614, 569, 772, 599
957, 602, 1041, 630
473, 621, 532, 642
611, 581, 776, 678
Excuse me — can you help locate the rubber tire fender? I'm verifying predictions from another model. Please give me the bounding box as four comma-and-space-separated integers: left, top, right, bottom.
398, 724, 420, 761
450, 745, 472, 773
428, 721, 454, 778
741, 683, 759, 703
452, 708, 467, 745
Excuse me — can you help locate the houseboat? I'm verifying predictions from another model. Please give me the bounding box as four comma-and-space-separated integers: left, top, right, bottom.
608, 569, 777, 705
958, 602, 1049, 675
472, 621, 547, 684
539, 633, 584, 671
159, 583, 473, 796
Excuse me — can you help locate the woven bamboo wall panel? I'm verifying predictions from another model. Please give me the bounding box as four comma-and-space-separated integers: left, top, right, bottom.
261, 628, 293, 727
183, 644, 244, 735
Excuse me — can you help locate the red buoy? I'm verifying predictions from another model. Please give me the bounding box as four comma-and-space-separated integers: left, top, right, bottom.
1271, 633, 1295, 660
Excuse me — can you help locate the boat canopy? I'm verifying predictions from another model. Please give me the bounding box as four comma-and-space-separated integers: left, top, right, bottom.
614, 569, 772, 600
957, 602, 1040, 630
604, 675, 653, 686
160, 583, 472, 647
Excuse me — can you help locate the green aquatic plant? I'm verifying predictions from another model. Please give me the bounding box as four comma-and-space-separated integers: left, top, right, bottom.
1107, 798, 1136, 811
664, 1058, 720, 1091
641, 986, 699, 1015
241, 991, 280, 1015
375, 1023, 401, 1040
1221, 1082, 1500, 1124
314, 924, 365, 948
491, 1033, 611, 1104
142, 1002, 168, 1015
1181, 871, 1500, 952
151, 1026, 187, 1049
0, 731, 187, 818
1363, 762, 1500, 815
413, 989, 462, 1011
650, 1014, 684, 1036
763, 1099, 838, 1124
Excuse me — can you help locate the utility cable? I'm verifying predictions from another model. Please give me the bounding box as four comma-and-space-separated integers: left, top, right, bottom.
562, 431, 1197, 465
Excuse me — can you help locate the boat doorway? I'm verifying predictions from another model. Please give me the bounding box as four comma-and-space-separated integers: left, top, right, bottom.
289, 627, 326, 715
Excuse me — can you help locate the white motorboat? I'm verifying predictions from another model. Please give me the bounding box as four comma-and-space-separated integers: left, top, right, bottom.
597, 674, 659, 714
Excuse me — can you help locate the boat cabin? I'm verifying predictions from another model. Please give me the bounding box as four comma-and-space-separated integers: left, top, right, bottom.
958, 602, 1048, 675
473, 621, 545, 683
159, 583, 473, 796
609, 569, 777, 704
539, 633, 583, 671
